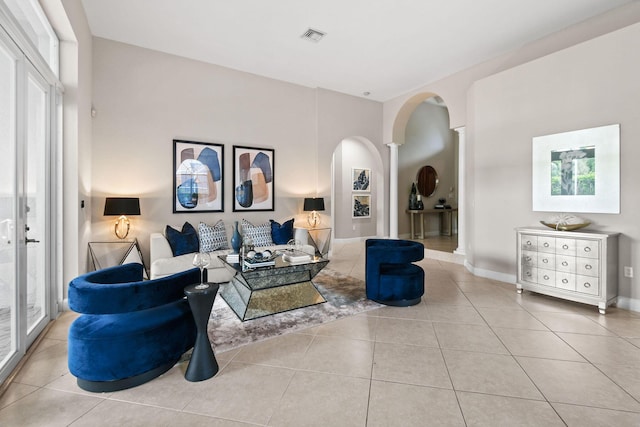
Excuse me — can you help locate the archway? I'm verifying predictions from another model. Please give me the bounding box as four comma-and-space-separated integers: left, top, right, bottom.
331, 136, 385, 243
391, 93, 466, 257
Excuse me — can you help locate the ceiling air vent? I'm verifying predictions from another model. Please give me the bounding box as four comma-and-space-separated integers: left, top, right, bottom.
301, 28, 326, 43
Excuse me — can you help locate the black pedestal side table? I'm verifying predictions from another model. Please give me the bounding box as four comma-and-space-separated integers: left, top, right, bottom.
184, 282, 219, 382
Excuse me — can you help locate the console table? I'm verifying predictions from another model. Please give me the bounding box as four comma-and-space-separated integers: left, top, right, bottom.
406, 208, 458, 238
304, 227, 331, 258
88, 239, 148, 279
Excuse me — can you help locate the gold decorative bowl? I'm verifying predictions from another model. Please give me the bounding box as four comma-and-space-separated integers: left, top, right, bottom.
540, 221, 590, 231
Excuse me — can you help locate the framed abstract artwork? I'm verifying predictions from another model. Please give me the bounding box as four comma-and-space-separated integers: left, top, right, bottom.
532, 124, 620, 213
232, 145, 275, 212
173, 140, 224, 213
352, 194, 371, 218
352, 167, 371, 192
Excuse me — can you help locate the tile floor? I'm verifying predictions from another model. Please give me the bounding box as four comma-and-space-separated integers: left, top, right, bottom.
1, 241, 640, 426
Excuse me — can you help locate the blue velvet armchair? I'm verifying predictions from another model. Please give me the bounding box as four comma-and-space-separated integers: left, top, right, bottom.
365, 239, 425, 306
68, 263, 200, 392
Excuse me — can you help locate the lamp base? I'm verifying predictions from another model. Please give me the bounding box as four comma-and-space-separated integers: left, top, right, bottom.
307, 211, 320, 228
114, 216, 130, 240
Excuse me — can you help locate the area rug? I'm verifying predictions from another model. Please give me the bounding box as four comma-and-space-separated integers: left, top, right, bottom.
207, 268, 381, 353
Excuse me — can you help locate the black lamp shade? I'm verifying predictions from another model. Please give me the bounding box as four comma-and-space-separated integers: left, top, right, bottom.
303, 197, 325, 212
104, 197, 141, 216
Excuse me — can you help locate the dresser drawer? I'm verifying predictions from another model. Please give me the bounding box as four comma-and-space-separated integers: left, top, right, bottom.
555, 238, 576, 256
537, 269, 555, 287
556, 272, 576, 291
522, 250, 537, 267
521, 267, 537, 283
538, 236, 555, 254
537, 253, 555, 269
576, 275, 600, 296
555, 255, 575, 273
576, 239, 599, 259
576, 258, 599, 277
521, 235, 538, 252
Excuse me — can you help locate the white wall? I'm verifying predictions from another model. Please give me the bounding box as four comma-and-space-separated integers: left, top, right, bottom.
384, 2, 640, 144
50, 0, 92, 295
399, 102, 455, 237
469, 22, 640, 309
91, 39, 383, 264
316, 89, 386, 238
333, 138, 378, 239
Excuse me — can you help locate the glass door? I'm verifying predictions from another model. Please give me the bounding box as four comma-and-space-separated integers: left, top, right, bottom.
0, 25, 18, 375
0, 27, 53, 382
23, 65, 49, 341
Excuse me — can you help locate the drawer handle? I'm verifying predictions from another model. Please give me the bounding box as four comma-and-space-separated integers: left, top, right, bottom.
562, 244, 569, 250
562, 278, 569, 284
543, 242, 550, 247
585, 264, 592, 270
584, 247, 591, 252
525, 256, 531, 262
526, 272, 532, 277
543, 275, 550, 280
543, 259, 548, 263
526, 240, 532, 245
584, 282, 591, 288
562, 261, 569, 266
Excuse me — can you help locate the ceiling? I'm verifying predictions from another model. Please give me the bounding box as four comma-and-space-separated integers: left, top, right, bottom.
80, 0, 632, 102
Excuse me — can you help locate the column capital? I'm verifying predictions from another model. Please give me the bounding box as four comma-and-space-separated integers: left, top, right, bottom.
386, 142, 400, 148
454, 126, 466, 135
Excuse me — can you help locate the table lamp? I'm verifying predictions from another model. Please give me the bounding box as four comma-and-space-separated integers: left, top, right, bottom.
104, 197, 140, 239
303, 197, 325, 228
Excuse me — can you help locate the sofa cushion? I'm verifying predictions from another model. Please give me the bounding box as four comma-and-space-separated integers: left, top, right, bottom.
165, 222, 199, 256
241, 219, 274, 247
199, 220, 229, 252
150, 249, 234, 282
270, 218, 294, 245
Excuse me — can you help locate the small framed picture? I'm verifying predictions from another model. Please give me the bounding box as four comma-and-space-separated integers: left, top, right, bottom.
352, 194, 371, 218
173, 140, 224, 213
233, 145, 275, 212
352, 168, 371, 192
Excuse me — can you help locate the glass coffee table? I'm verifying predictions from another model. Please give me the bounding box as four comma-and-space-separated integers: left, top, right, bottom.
219, 252, 329, 321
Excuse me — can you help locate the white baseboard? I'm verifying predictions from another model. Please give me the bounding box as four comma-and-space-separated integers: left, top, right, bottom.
616, 296, 640, 313
424, 249, 465, 265
464, 261, 517, 284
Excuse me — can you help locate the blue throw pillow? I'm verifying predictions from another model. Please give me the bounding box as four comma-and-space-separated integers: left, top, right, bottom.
270, 218, 294, 245
165, 222, 199, 256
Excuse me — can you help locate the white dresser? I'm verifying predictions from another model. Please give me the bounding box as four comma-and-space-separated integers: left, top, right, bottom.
516, 227, 618, 314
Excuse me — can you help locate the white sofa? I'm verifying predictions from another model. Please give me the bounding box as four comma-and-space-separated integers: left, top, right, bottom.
149, 228, 313, 281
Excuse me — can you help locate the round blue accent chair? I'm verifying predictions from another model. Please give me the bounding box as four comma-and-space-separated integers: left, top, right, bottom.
68, 263, 200, 392
365, 239, 425, 306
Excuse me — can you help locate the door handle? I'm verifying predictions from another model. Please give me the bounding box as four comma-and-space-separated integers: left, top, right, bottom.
25, 238, 40, 244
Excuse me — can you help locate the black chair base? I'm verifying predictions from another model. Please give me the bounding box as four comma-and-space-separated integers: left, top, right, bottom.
76, 360, 177, 393
372, 297, 422, 307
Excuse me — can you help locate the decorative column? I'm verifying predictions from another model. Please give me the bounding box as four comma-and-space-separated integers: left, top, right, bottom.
387, 142, 399, 239
454, 127, 466, 256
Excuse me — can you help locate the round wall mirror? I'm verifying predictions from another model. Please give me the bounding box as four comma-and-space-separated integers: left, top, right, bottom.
416, 165, 438, 197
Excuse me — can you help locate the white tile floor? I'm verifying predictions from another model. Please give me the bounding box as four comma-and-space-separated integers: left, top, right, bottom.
1, 241, 640, 426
